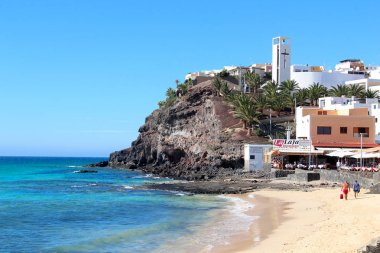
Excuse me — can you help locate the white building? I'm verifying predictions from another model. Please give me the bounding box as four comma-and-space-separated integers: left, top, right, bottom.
185, 64, 271, 81
244, 144, 272, 171
335, 59, 366, 74
272, 36, 291, 84
290, 63, 365, 89
345, 78, 380, 93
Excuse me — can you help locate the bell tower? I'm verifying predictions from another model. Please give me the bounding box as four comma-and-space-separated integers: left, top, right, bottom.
272, 36, 291, 84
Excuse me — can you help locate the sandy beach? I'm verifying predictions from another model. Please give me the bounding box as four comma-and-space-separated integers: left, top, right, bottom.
225, 187, 380, 253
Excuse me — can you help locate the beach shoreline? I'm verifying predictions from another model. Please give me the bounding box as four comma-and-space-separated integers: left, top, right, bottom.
215, 187, 380, 253
209, 193, 289, 253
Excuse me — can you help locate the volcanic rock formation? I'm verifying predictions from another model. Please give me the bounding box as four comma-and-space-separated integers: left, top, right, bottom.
109, 80, 268, 180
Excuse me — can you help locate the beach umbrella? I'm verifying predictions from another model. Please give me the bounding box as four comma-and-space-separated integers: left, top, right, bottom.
351, 153, 374, 159
327, 150, 355, 158
362, 152, 380, 158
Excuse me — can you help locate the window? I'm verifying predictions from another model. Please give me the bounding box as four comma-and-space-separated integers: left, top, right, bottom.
317, 126, 331, 135
317, 111, 327, 115
340, 127, 347, 134
250, 155, 255, 160
374, 105, 377, 109
376, 118, 378, 123
353, 127, 369, 137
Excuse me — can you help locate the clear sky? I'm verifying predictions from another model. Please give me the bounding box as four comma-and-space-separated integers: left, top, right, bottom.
1, 0, 379, 157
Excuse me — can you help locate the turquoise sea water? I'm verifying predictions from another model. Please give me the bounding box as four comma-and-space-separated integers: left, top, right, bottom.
0, 157, 230, 253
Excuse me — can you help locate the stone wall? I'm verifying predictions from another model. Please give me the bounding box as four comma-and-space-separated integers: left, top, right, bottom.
287, 171, 320, 183
270, 169, 295, 178
318, 170, 375, 189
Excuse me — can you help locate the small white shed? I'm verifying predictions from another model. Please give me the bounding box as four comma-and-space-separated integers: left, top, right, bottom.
244, 144, 273, 171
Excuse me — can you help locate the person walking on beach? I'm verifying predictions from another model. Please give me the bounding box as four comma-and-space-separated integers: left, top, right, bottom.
353, 180, 360, 198
341, 181, 350, 200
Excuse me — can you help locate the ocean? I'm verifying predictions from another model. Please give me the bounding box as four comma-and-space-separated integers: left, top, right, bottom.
0, 157, 254, 253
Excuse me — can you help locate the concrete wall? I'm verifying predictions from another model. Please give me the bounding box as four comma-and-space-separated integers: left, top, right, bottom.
318, 170, 374, 189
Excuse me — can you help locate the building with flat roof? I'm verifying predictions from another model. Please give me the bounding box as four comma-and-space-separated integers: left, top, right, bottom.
296, 106, 376, 148
290, 61, 366, 89
318, 96, 380, 144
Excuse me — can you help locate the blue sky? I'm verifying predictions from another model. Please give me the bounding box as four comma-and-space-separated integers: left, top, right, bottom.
0, 0, 379, 157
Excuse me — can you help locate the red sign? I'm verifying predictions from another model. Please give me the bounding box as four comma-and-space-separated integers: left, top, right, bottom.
273, 139, 311, 150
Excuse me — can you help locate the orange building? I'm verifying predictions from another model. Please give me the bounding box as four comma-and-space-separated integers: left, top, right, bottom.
296, 107, 377, 148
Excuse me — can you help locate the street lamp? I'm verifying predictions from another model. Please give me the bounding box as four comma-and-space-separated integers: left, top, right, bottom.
360, 133, 363, 168
269, 108, 272, 138
308, 140, 312, 170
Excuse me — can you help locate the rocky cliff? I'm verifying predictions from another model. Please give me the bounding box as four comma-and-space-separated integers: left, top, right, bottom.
109, 80, 268, 180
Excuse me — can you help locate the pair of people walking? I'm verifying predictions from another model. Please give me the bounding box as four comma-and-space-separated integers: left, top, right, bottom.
341, 180, 360, 200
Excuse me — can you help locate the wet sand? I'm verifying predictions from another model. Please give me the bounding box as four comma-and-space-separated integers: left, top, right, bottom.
210, 194, 289, 253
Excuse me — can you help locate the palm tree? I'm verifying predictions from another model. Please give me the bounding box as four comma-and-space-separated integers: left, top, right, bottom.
212, 77, 223, 96
254, 94, 268, 113
282, 93, 297, 114
177, 83, 189, 96
184, 78, 193, 87
347, 84, 365, 98
280, 80, 299, 114
364, 89, 379, 99
220, 81, 234, 100
244, 71, 262, 95
262, 81, 279, 101
157, 87, 177, 108
280, 80, 300, 95
295, 88, 309, 106
329, 84, 349, 97
166, 87, 176, 99
262, 81, 284, 114
308, 82, 328, 106
271, 97, 286, 117
229, 93, 260, 135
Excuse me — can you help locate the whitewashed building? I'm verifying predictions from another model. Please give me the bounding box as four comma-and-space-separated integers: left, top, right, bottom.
290, 62, 365, 89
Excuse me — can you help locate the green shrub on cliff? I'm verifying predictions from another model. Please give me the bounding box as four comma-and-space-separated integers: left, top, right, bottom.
158, 87, 176, 109
158, 79, 193, 109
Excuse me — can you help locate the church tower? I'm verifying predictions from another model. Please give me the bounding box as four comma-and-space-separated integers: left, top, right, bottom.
272, 36, 291, 84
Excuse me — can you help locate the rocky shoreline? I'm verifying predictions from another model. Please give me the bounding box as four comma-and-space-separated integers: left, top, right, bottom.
140, 179, 312, 194
86, 162, 339, 194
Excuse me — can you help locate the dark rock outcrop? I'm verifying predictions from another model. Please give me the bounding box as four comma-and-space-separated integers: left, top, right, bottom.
86, 161, 109, 167
75, 169, 98, 173
358, 236, 380, 253
109, 80, 268, 180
